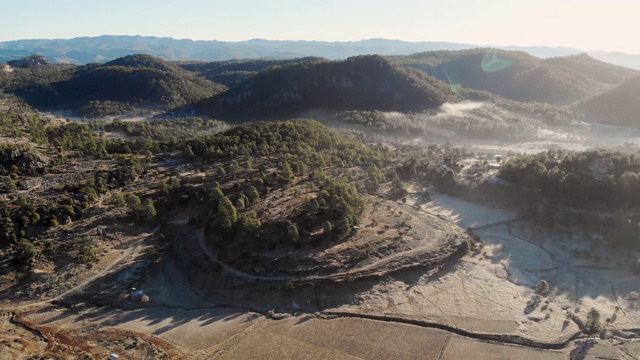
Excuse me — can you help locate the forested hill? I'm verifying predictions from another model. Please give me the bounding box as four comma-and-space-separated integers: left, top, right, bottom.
576, 75, 640, 128
177, 57, 324, 86
3, 54, 225, 116
391, 50, 638, 106
194, 55, 455, 118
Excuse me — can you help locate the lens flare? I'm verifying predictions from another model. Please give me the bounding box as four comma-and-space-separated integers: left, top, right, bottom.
444, 70, 464, 98
481, 51, 512, 72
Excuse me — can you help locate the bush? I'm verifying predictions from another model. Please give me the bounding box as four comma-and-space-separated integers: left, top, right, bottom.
80, 186, 98, 202
125, 194, 156, 220
14, 239, 37, 264
109, 192, 126, 207
535, 279, 549, 296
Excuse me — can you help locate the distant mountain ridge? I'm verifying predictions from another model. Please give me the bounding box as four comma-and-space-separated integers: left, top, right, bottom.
3, 35, 640, 70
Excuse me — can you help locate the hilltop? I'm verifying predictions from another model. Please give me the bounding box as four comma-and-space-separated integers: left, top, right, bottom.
3, 54, 225, 116
7, 55, 50, 68
195, 55, 455, 118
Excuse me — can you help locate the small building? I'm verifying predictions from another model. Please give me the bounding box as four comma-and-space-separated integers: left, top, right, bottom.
130, 288, 144, 300
109, 354, 120, 360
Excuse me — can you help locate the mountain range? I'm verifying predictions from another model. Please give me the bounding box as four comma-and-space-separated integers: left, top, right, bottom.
3, 35, 640, 70
3, 48, 640, 129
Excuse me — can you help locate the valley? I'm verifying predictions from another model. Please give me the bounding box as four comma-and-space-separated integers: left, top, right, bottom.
1, 46, 640, 359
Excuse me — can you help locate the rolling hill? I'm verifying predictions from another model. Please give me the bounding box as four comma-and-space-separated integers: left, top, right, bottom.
576, 75, 640, 127
391, 49, 638, 106
4, 54, 225, 115
177, 57, 324, 86
195, 55, 455, 118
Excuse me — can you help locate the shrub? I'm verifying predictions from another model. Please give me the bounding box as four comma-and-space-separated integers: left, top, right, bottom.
535, 279, 549, 296
585, 308, 603, 335
14, 239, 37, 264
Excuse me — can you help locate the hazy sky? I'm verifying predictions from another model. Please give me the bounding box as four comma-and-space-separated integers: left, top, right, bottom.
2, 0, 640, 53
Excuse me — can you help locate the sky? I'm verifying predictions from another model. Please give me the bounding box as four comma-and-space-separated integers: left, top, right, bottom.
2, 0, 640, 54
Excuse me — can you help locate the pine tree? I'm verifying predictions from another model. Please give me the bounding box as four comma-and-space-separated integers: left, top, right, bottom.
142, 198, 157, 219
282, 161, 294, 181
247, 186, 260, 204
218, 196, 238, 224
287, 222, 299, 242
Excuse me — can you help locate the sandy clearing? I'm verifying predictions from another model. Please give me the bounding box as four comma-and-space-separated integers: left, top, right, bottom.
445, 336, 564, 360
218, 316, 450, 360
218, 316, 569, 360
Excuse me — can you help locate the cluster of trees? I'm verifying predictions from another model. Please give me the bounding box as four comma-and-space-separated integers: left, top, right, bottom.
77, 100, 139, 117
314, 178, 364, 234
184, 119, 392, 170
0, 143, 43, 177
0, 155, 152, 267
122, 193, 157, 220
204, 175, 366, 266
177, 120, 390, 269
500, 149, 640, 208
2, 191, 91, 250
0, 99, 48, 141
497, 149, 640, 249
388, 143, 471, 185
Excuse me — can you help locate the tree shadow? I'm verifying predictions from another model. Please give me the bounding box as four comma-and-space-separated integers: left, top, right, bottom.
524, 295, 541, 315
569, 339, 596, 360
